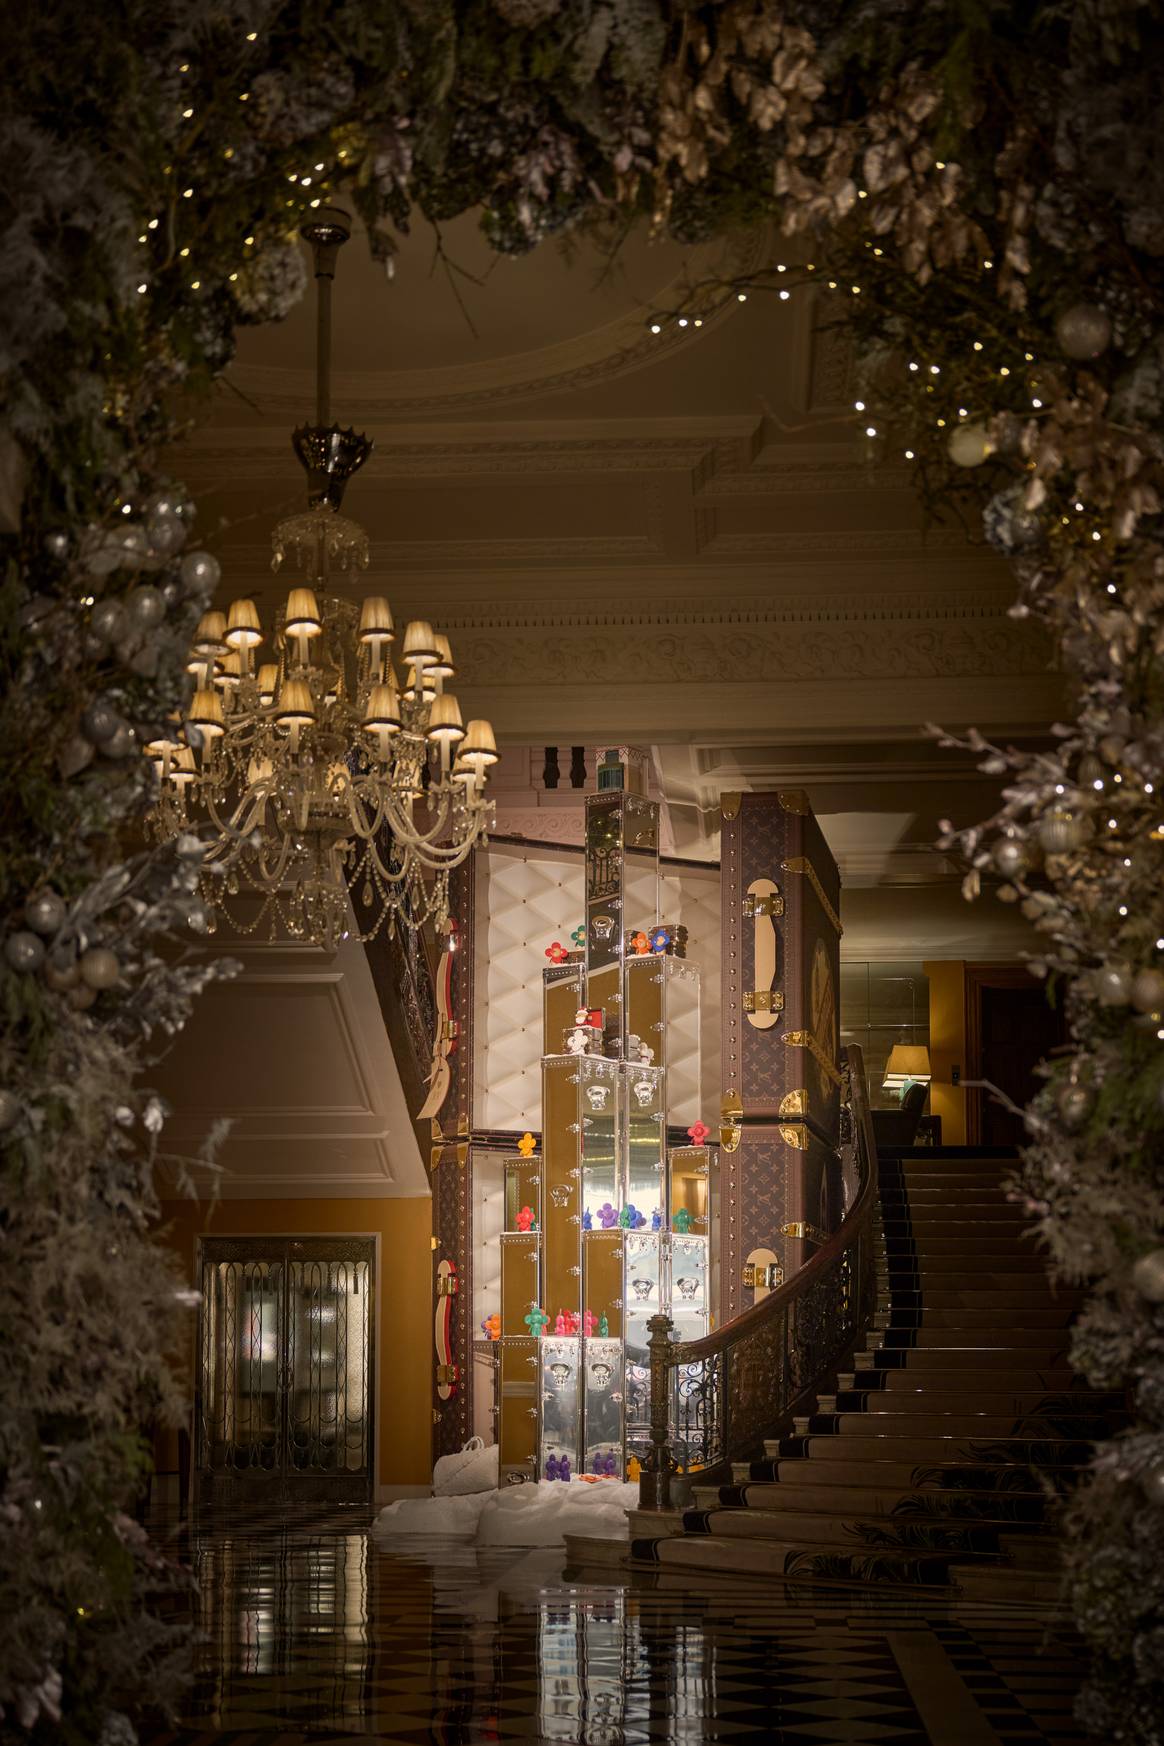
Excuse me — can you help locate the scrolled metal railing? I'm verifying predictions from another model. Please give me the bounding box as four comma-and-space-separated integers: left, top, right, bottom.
639, 1044, 881, 1509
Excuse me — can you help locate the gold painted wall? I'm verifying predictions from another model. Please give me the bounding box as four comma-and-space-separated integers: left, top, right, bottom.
924, 960, 966, 1146
157, 1195, 433, 1489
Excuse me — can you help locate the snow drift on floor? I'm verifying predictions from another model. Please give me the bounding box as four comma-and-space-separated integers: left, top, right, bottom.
373, 1479, 637, 1546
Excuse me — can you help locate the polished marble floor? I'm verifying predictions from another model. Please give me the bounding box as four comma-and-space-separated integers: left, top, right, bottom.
141, 1500, 1088, 1745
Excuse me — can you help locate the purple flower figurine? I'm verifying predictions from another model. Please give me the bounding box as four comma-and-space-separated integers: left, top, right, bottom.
597, 1202, 618, 1229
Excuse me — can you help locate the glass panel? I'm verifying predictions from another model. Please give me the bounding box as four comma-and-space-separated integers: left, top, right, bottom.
582, 1337, 624, 1478
579, 1057, 618, 1224
539, 1335, 582, 1480
286, 1258, 370, 1475
840, 960, 929, 1108
499, 1336, 539, 1481
200, 1258, 283, 1474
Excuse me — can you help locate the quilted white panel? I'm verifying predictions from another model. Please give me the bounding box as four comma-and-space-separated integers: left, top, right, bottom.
474, 846, 584, 1134
473, 846, 722, 1136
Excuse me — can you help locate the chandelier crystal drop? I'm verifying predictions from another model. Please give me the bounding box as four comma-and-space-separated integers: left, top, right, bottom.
146, 207, 496, 946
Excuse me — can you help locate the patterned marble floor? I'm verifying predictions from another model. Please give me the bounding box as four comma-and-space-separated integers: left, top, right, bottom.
140, 1502, 1088, 1745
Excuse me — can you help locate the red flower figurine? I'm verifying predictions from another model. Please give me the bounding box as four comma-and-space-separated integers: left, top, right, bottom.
545, 941, 569, 964
687, 1120, 711, 1146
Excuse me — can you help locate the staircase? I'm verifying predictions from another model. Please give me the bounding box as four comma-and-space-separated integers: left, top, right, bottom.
629, 1150, 1122, 1599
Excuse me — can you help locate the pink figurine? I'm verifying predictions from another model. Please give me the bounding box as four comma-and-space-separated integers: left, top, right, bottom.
583, 1310, 597, 1337
554, 1310, 567, 1335
516, 1204, 534, 1232
687, 1120, 712, 1146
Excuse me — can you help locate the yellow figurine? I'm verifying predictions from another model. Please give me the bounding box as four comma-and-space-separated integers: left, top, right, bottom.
627, 1455, 641, 1482
517, 1131, 536, 1157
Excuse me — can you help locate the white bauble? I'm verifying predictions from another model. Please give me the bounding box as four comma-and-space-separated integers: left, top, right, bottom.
947, 423, 994, 468
1131, 1249, 1164, 1304
79, 947, 120, 990
180, 550, 221, 594
126, 585, 165, 629
1055, 303, 1112, 362
1131, 968, 1164, 1015
1094, 962, 1133, 1006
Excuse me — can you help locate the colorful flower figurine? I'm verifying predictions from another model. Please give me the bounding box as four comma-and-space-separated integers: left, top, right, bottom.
582, 1208, 593, 1231
524, 1304, 550, 1336
570, 923, 586, 950
598, 1313, 609, 1336
597, 1202, 618, 1229
630, 930, 650, 955
481, 1313, 501, 1341
673, 1208, 693, 1234
687, 1119, 711, 1146
649, 926, 671, 954
516, 1204, 534, 1232
545, 940, 569, 964
517, 1131, 536, 1158
618, 1205, 632, 1229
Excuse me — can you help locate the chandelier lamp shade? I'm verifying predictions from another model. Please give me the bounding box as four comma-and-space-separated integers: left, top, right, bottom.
146, 206, 495, 946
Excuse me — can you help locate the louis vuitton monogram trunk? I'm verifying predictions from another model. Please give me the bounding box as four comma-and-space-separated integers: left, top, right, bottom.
719, 789, 843, 1318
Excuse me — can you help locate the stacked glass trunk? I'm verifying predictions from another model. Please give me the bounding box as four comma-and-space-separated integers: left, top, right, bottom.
497, 789, 716, 1483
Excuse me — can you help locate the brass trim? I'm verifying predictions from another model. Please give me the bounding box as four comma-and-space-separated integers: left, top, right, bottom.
779, 1123, 809, 1150
782, 856, 843, 937
743, 989, 784, 1015
721, 790, 743, 822
783, 1029, 844, 1088
742, 890, 784, 918
778, 1088, 808, 1118
719, 1088, 743, 1153
780, 1218, 828, 1245
778, 790, 810, 815
742, 1260, 785, 1290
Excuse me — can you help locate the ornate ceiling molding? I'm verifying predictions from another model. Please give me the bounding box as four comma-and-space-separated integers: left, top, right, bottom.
226, 230, 769, 417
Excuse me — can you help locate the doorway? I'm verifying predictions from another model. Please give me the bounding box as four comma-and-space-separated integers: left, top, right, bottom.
195, 1235, 375, 1506
965, 966, 1067, 1147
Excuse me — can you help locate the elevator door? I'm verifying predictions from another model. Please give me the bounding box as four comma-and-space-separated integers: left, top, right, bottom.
196, 1236, 375, 1504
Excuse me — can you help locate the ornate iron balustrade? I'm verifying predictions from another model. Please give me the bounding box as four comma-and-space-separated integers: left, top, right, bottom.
639, 1044, 881, 1508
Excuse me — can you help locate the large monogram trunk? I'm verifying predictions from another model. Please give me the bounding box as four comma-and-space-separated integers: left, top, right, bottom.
719, 790, 843, 1320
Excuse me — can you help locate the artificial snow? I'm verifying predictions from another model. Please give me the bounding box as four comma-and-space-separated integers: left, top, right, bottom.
373, 1478, 637, 1547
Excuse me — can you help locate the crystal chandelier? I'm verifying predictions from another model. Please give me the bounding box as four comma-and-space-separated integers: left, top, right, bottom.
147, 207, 496, 946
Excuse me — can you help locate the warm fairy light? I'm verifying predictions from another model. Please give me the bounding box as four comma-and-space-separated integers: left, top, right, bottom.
854, 400, 865, 411
246, 29, 257, 39
737, 292, 747, 302
904, 449, 915, 458
678, 317, 688, 327
909, 361, 919, 371
872, 247, 883, 256
1107, 583, 1117, 593
240, 91, 250, 100
183, 187, 193, 198
865, 426, 877, 437
191, 279, 200, 289
245, 234, 254, 245
148, 218, 159, 229
858, 188, 867, 198
779, 290, 789, 300
958, 406, 967, 416
936, 418, 946, 427
693, 317, 703, 326
930, 365, 940, 374
973, 340, 983, 350
827, 279, 837, 288
1092, 531, 1102, 542
137, 283, 147, 294
649, 322, 661, 334
315, 162, 325, 172
1032, 397, 1043, 408
1000, 366, 1010, 377
182, 106, 193, 118
1075, 500, 1084, 510
777, 263, 786, 272
180, 247, 190, 257
224, 147, 234, 159
229, 272, 238, 281
983, 259, 994, 269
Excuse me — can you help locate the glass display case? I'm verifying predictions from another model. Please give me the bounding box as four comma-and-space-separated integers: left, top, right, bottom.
497, 779, 718, 1482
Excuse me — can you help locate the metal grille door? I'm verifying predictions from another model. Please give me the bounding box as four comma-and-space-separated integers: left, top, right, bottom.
196, 1237, 374, 1504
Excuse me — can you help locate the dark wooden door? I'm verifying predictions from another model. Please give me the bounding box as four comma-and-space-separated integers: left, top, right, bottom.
966, 968, 1066, 1147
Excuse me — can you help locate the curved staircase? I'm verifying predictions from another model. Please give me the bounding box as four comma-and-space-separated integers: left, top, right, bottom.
630, 1149, 1122, 1599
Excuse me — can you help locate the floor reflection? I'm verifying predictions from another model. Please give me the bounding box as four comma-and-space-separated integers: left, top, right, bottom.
142, 1504, 1088, 1744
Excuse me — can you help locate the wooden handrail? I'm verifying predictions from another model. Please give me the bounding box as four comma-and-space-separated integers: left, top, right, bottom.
639, 1044, 881, 1504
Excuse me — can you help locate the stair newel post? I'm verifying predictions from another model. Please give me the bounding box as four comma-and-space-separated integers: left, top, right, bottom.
639, 1312, 676, 1511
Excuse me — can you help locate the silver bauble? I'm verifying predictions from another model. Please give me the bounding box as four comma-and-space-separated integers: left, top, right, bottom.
81, 701, 121, 744
1095, 962, 1134, 1006
993, 837, 1029, 879
25, 891, 65, 936
1056, 1081, 1095, 1132
90, 599, 126, 644
1131, 968, 1164, 1015
99, 724, 135, 759
5, 932, 47, 974
1131, 1249, 1164, 1304
1038, 807, 1088, 854
117, 523, 150, 568
144, 495, 186, 557
44, 530, 69, 561
43, 956, 80, 992
0, 1089, 19, 1132
947, 422, 994, 468
180, 550, 221, 594
58, 734, 95, 779
79, 947, 120, 990
1055, 303, 1112, 361
1077, 753, 1105, 788
126, 585, 165, 629
185, 899, 211, 934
